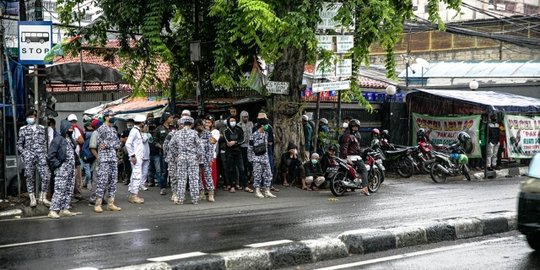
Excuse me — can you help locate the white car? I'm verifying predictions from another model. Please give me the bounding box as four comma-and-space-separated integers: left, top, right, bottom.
518, 153, 540, 250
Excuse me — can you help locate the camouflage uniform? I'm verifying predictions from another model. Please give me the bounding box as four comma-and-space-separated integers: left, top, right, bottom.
163, 130, 178, 195
248, 130, 272, 189
50, 138, 76, 211
95, 124, 121, 199
17, 124, 50, 194
198, 129, 215, 191
168, 127, 203, 203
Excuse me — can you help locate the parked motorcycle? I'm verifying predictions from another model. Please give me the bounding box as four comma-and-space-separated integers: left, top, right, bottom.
327, 150, 385, 196
430, 146, 472, 183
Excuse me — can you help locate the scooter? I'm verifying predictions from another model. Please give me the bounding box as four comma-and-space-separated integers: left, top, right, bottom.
327, 150, 384, 196
430, 145, 471, 183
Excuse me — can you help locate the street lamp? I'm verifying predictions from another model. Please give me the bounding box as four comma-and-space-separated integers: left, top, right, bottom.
385, 85, 397, 96
469, 80, 479, 91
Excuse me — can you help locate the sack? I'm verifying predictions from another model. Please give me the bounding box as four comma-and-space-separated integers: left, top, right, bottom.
253, 143, 267, 156
81, 132, 95, 164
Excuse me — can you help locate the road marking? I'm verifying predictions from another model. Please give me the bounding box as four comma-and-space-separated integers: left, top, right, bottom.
245, 239, 294, 248
315, 236, 516, 270
147, 251, 207, 262
0, 228, 150, 249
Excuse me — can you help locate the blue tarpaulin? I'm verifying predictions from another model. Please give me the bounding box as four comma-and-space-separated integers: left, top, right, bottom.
2, 59, 25, 119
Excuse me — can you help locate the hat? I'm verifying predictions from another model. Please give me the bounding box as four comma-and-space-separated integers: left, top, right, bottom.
240, 111, 249, 118
26, 109, 37, 117
161, 112, 173, 124
320, 118, 328, 125
67, 114, 78, 122
134, 115, 147, 123
311, 153, 320, 159
103, 110, 116, 117
287, 142, 298, 151
302, 115, 308, 121
342, 122, 348, 128
181, 116, 194, 125
181, 110, 191, 116
91, 119, 102, 129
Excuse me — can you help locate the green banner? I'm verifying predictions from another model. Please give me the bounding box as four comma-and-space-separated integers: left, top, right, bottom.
504, 115, 540, 159
412, 113, 482, 158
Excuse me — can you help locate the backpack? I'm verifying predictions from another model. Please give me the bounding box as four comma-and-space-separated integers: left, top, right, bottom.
81, 131, 95, 164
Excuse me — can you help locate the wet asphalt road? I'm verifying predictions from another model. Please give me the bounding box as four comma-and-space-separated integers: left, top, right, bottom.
286, 231, 539, 270
0, 175, 523, 269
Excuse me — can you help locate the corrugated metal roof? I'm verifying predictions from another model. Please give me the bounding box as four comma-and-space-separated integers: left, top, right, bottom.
398, 61, 540, 78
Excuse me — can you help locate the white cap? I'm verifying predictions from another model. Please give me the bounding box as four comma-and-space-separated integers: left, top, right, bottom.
181, 110, 191, 116
67, 114, 78, 122
302, 115, 308, 121
342, 122, 348, 128
134, 115, 147, 123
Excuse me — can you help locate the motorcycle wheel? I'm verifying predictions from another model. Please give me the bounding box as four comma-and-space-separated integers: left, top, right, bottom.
462, 164, 471, 181
397, 157, 414, 178
421, 160, 434, 174
430, 161, 447, 183
368, 168, 383, 193
330, 172, 347, 197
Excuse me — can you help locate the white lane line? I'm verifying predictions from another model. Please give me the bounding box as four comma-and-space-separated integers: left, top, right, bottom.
315, 236, 516, 270
245, 239, 293, 248
0, 228, 150, 249
147, 251, 207, 262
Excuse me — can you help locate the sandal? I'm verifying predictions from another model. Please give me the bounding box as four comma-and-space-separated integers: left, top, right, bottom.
244, 187, 254, 193
270, 186, 280, 192
302, 186, 312, 191
282, 182, 290, 187
311, 186, 319, 191
223, 186, 229, 191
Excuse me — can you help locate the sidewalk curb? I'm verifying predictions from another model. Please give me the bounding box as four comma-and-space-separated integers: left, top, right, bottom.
473, 166, 528, 180
103, 212, 516, 270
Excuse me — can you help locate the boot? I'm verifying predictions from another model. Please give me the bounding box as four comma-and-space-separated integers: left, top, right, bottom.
171, 194, 177, 202
263, 188, 277, 198
94, 198, 104, 213
59, 209, 78, 217
208, 191, 215, 202
128, 193, 144, 204
29, 193, 37, 207
48, 210, 60, 219
254, 188, 264, 198
199, 190, 206, 201
39, 192, 51, 206
107, 198, 122, 211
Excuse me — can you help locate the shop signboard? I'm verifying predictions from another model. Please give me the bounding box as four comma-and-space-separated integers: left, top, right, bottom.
504, 115, 540, 158
412, 113, 482, 158
312, 81, 350, 93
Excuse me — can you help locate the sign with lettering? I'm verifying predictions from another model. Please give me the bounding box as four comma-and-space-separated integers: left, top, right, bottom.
316, 35, 334, 51
335, 59, 352, 77
412, 113, 482, 157
317, 2, 354, 31
18, 21, 52, 64
336, 35, 354, 53
504, 115, 540, 158
266, 81, 289, 95
312, 81, 350, 93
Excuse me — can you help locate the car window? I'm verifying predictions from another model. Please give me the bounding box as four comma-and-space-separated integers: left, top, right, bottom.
529, 154, 540, 179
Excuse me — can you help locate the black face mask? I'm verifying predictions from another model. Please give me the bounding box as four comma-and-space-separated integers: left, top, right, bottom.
66, 130, 74, 137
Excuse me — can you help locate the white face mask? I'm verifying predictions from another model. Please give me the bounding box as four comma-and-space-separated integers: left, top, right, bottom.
230, 122, 236, 127
26, 117, 36, 125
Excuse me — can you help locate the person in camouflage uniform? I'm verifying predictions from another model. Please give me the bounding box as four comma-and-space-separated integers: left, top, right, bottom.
195, 119, 215, 202
17, 109, 51, 207
163, 122, 179, 201
248, 117, 276, 199
168, 116, 203, 205
47, 120, 77, 218
94, 110, 122, 213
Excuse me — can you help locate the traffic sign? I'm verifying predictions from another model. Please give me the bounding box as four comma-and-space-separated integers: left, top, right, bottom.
312, 81, 350, 93
336, 35, 354, 53
266, 81, 289, 95
18, 21, 52, 65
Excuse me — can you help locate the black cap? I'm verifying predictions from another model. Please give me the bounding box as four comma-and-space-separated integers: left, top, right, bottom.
26, 109, 37, 117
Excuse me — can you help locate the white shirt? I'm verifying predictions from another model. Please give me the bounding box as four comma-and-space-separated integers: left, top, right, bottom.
126, 126, 150, 160
72, 125, 82, 155
211, 129, 220, 159
47, 126, 55, 146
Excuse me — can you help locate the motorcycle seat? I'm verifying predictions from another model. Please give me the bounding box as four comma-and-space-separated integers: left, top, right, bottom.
386, 148, 408, 155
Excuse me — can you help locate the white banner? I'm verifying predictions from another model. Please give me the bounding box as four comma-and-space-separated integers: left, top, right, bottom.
504, 115, 540, 158
312, 81, 350, 93
266, 81, 289, 95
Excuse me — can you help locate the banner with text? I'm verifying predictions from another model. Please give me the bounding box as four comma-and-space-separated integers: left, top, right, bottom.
504, 114, 540, 159
412, 113, 482, 157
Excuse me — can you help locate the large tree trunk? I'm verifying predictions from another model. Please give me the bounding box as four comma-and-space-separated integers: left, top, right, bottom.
269, 46, 307, 172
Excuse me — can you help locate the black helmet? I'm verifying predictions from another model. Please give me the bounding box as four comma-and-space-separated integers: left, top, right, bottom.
161, 112, 172, 124
457, 131, 471, 143
417, 128, 426, 138
349, 119, 360, 128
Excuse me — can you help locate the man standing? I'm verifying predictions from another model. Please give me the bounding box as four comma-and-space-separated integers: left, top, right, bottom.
487, 114, 501, 171
195, 119, 216, 202
94, 110, 122, 212
126, 115, 150, 204
67, 114, 84, 201
248, 117, 276, 198
302, 115, 313, 154
168, 116, 203, 204
17, 110, 51, 207
222, 115, 247, 192
238, 110, 254, 191
154, 112, 175, 195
